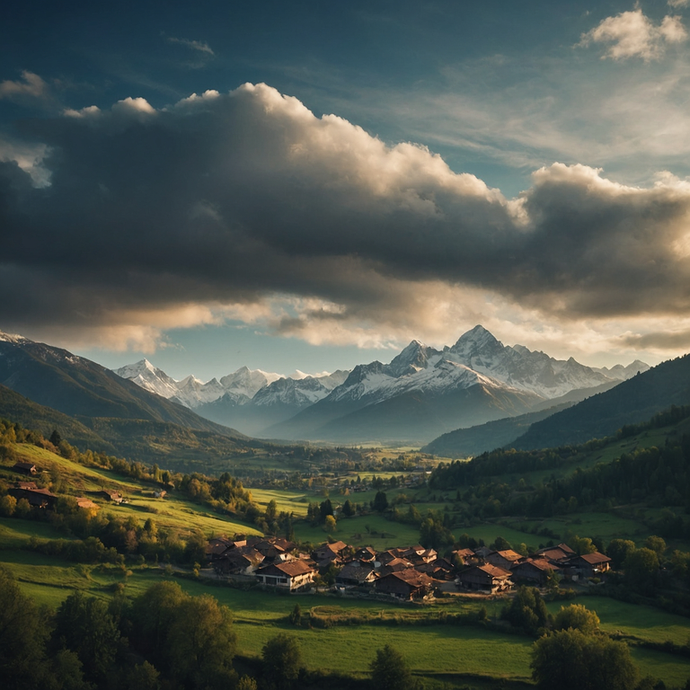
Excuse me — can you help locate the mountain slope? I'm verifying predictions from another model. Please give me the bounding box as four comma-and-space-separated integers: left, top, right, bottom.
511, 354, 690, 450
0, 332, 245, 438
0, 383, 116, 452
266, 326, 643, 444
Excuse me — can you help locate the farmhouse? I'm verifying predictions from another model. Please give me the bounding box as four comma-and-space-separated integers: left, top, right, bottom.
375, 569, 434, 600
93, 489, 123, 504
456, 563, 513, 593
255, 559, 317, 591
511, 558, 557, 586
312, 540, 350, 569
214, 546, 265, 576
12, 462, 38, 475
335, 562, 376, 587
570, 552, 611, 577
486, 549, 523, 571
8, 485, 57, 509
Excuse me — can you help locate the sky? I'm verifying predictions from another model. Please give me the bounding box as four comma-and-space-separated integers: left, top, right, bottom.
2, 1, 690, 381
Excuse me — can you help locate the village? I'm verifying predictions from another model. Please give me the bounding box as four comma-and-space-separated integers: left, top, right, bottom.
206, 533, 612, 600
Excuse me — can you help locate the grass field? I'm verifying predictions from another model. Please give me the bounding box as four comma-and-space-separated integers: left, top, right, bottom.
546, 596, 690, 646
293, 513, 421, 549
3, 546, 690, 688
248, 488, 310, 517
519, 512, 650, 545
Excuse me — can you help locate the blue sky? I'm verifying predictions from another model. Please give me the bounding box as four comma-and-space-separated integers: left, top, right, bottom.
3, 1, 690, 380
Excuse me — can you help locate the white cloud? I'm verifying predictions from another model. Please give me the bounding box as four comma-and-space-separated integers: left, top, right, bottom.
668, 0, 690, 8
167, 36, 214, 55
0, 71, 49, 100
579, 10, 687, 61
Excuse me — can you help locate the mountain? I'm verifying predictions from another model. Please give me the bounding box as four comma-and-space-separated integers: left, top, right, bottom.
114, 361, 282, 408
0, 382, 116, 452
421, 402, 575, 459
0, 331, 245, 438
511, 353, 690, 450
196, 370, 350, 435
265, 326, 644, 444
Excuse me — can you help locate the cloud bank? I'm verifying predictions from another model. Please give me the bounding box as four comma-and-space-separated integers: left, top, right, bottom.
2, 83, 690, 355
580, 9, 687, 61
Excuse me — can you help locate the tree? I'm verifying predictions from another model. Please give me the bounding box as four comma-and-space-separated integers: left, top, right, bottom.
553, 604, 600, 635
319, 499, 334, 523
0, 566, 50, 690
167, 594, 237, 686
53, 592, 121, 682
369, 644, 416, 690
502, 586, 550, 634
624, 548, 660, 595
419, 517, 455, 550
0, 494, 16, 517
373, 491, 388, 512
262, 634, 302, 690
265, 499, 278, 522
644, 536, 666, 561
568, 535, 596, 555
342, 499, 355, 517
491, 536, 512, 551
607, 539, 636, 569
288, 604, 302, 626
531, 629, 638, 690
324, 515, 337, 533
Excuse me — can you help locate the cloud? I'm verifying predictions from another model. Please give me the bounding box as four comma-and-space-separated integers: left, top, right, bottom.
2, 83, 690, 357
0, 71, 49, 101
669, 0, 690, 8
167, 36, 214, 55
621, 329, 690, 349
579, 10, 687, 61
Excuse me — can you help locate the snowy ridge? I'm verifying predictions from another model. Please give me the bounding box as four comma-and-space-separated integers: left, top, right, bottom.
114, 359, 350, 410
319, 325, 648, 408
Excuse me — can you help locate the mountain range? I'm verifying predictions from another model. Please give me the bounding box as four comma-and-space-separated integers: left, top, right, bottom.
115, 325, 648, 445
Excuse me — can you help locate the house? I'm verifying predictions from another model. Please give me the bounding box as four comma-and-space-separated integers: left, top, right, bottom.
335, 562, 376, 587
353, 546, 377, 564
511, 558, 557, 586
312, 541, 350, 569
206, 537, 237, 561
255, 559, 317, 591
534, 543, 575, 565
214, 547, 265, 576
452, 548, 476, 566
570, 552, 611, 578
93, 489, 123, 504
375, 569, 435, 600
486, 549, 523, 571
12, 462, 37, 475
456, 563, 513, 593
8, 486, 57, 509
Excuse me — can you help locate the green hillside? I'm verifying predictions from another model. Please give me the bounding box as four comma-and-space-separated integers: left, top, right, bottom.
512, 354, 690, 450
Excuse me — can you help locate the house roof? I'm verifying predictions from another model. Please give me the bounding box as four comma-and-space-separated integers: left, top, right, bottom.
474, 563, 512, 579
492, 549, 522, 562
515, 558, 557, 572
13, 462, 37, 471
575, 552, 611, 565
270, 560, 316, 577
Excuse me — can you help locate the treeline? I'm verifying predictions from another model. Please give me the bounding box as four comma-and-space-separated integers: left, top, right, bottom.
430, 404, 690, 487
428, 435, 690, 535
1, 566, 422, 690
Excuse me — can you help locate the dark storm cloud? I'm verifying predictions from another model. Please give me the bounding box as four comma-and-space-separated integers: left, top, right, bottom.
622, 329, 690, 349
2, 83, 690, 343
